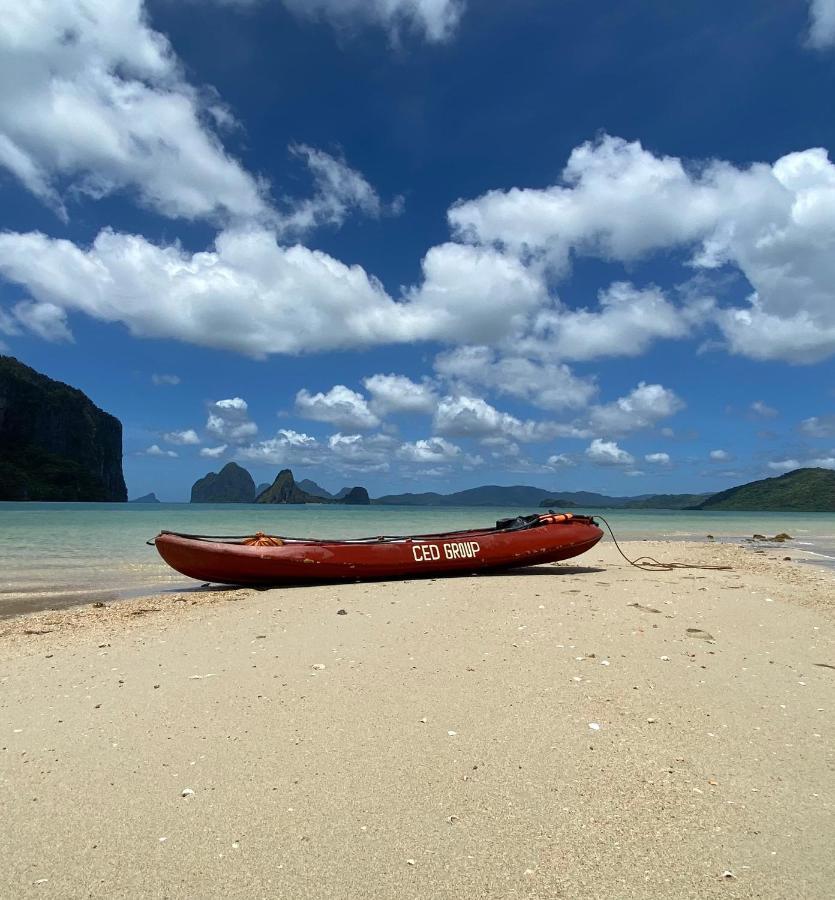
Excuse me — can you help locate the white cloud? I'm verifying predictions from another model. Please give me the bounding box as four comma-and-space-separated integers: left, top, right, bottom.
237, 429, 318, 465
405, 242, 547, 345
770, 454, 835, 471
433, 395, 555, 442
277, 145, 386, 235
767, 458, 800, 472
280, 0, 465, 43
800, 415, 835, 437
546, 453, 575, 468
449, 135, 722, 270
326, 432, 395, 472
206, 397, 258, 443
0, 0, 268, 222
397, 437, 461, 464
151, 373, 180, 386
0, 229, 553, 357
585, 439, 634, 467
589, 382, 684, 436
709, 449, 731, 461
0, 306, 21, 339
518, 283, 688, 362
11, 301, 73, 342
749, 400, 778, 418
163, 429, 201, 446
808, 0, 835, 48
645, 452, 671, 465
142, 444, 177, 458
296, 385, 380, 430
451, 134, 835, 363
363, 373, 438, 417
200, 444, 228, 458
434, 346, 597, 411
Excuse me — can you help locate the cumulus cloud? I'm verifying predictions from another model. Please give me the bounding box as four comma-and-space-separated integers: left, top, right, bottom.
142, 444, 177, 458
363, 374, 438, 417
749, 400, 778, 418
518, 283, 688, 362
585, 439, 634, 466
277, 145, 388, 235
645, 452, 671, 465
0, 0, 268, 222
200, 444, 228, 458
769, 453, 835, 471
206, 397, 258, 443
433, 395, 556, 442
397, 437, 461, 464
546, 453, 575, 468
326, 432, 395, 472
768, 458, 800, 472
451, 134, 835, 363
0, 229, 551, 357
589, 382, 684, 436
808, 0, 835, 48
237, 429, 318, 466
11, 301, 73, 342
405, 242, 547, 345
163, 429, 201, 446
709, 449, 731, 461
800, 415, 835, 437
280, 0, 465, 43
434, 346, 596, 411
295, 385, 380, 430
151, 373, 181, 386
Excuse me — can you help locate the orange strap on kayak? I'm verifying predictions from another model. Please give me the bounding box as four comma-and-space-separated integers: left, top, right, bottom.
538, 512, 573, 524
243, 532, 284, 547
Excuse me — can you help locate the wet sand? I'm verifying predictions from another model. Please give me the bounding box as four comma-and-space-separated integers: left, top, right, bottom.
1, 540, 833, 899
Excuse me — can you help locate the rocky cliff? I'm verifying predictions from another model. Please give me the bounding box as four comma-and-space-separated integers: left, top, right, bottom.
256, 469, 329, 504
191, 462, 256, 503
0, 356, 127, 501
336, 486, 370, 505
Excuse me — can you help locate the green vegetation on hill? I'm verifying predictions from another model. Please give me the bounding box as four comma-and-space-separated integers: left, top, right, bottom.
694, 468, 835, 512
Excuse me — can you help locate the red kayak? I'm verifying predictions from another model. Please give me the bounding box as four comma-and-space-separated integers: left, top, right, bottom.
152, 512, 603, 586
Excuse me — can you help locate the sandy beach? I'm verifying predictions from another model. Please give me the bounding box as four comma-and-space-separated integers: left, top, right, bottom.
1, 540, 833, 899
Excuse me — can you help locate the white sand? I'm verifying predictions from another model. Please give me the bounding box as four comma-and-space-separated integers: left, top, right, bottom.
1, 540, 833, 899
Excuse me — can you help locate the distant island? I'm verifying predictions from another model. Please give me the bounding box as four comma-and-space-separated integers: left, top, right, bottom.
0, 355, 127, 502
130, 492, 160, 503
190, 466, 370, 505
186, 464, 835, 512
191, 462, 256, 503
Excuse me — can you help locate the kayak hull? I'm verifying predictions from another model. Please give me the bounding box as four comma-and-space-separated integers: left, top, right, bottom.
154, 517, 604, 586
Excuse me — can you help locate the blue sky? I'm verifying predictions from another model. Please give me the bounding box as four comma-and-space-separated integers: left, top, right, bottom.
1, 0, 834, 500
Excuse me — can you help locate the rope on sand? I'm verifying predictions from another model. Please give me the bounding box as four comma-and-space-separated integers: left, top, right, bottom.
596, 515, 733, 572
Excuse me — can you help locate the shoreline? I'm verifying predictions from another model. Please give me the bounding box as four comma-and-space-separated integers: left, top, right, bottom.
2, 534, 834, 623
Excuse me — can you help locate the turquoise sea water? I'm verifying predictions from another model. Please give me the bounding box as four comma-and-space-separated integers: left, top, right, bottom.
1, 502, 834, 616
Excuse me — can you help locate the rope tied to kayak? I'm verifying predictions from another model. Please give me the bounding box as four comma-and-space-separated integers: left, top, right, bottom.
243, 532, 284, 547
596, 515, 733, 572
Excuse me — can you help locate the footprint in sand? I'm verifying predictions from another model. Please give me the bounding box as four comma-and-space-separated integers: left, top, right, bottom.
628, 602, 661, 614
686, 627, 715, 641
